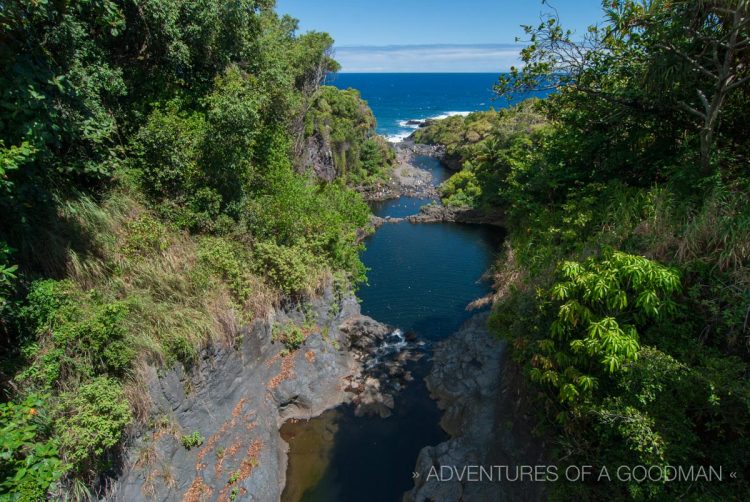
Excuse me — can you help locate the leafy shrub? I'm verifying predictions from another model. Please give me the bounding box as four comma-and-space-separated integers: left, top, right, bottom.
530, 250, 680, 405
272, 323, 307, 353
0, 395, 62, 501
180, 431, 204, 450
18, 280, 136, 386
54, 377, 131, 473
131, 101, 205, 202
121, 214, 169, 258
196, 237, 254, 302
245, 172, 369, 283
440, 168, 482, 207
253, 241, 318, 295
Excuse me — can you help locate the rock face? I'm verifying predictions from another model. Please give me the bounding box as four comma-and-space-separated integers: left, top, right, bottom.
405, 313, 545, 502
406, 204, 505, 227
300, 134, 337, 181
109, 284, 393, 502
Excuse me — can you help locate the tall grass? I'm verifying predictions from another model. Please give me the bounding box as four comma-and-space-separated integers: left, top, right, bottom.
20, 191, 282, 423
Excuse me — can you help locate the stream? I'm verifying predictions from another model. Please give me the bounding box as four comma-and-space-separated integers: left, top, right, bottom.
280, 153, 503, 502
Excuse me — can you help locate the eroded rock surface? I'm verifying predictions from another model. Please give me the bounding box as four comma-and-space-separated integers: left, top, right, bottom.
407, 204, 505, 227
405, 313, 545, 502
110, 285, 394, 502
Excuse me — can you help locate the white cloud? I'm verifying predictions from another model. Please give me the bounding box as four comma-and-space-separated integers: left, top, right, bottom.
333, 44, 523, 72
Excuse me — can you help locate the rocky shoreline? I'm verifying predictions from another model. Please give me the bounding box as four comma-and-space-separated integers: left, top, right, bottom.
405, 313, 545, 502
358, 141, 443, 201
371, 203, 505, 228
364, 138, 505, 228
110, 284, 401, 502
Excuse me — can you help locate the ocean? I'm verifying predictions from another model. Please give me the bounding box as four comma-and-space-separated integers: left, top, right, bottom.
327, 72, 546, 142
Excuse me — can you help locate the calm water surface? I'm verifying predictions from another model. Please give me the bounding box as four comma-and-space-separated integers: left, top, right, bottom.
281, 157, 503, 502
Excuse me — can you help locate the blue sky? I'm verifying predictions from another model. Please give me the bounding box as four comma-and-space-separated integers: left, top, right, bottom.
276, 0, 605, 72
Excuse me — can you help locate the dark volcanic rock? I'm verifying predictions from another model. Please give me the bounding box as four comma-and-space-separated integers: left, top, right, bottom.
300, 134, 337, 181
109, 285, 393, 502
406, 204, 505, 227
405, 313, 545, 502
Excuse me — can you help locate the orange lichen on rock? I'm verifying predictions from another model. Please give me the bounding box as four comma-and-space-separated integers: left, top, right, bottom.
231, 397, 247, 418
304, 350, 315, 363
238, 440, 262, 481
268, 355, 295, 390
197, 397, 248, 466
216, 440, 261, 502
215, 439, 243, 477
182, 476, 211, 502
265, 352, 281, 368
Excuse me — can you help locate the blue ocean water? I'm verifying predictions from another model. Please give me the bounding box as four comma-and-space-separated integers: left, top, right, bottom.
327, 73, 545, 141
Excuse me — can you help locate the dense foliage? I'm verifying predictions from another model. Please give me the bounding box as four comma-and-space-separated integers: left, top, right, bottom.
304, 86, 395, 185
418, 1, 750, 499
0, 1, 381, 498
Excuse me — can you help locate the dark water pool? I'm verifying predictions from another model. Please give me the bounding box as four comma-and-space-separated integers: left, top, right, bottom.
281, 158, 503, 502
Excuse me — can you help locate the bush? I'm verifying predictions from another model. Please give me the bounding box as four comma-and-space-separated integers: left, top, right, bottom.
121, 214, 169, 259
0, 395, 62, 501
196, 237, 254, 302
440, 168, 482, 207
131, 102, 205, 202
254, 241, 318, 295
245, 170, 369, 284
18, 281, 136, 386
531, 251, 681, 405
54, 377, 131, 473
272, 323, 307, 353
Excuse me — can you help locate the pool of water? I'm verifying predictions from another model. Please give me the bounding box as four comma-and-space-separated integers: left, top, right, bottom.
368, 155, 450, 218
281, 158, 503, 502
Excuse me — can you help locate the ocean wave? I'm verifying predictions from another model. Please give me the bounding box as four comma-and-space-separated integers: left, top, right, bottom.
387, 111, 473, 143
385, 132, 411, 143
397, 119, 425, 129
430, 111, 472, 120
396, 111, 472, 129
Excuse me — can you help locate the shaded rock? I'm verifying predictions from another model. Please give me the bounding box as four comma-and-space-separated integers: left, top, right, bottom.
406, 204, 505, 227
405, 313, 545, 502
300, 134, 336, 181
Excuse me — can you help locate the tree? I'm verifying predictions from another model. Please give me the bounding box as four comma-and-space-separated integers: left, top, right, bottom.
643, 0, 750, 173
497, 0, 750, 175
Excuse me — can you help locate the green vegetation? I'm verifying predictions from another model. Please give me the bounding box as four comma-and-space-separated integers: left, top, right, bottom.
417, 1, 750, 499
0, 0, 376, 498
272, 322, 307, 354
305, 86, 395, 185
0, 395, 61, 501
413, 101, 547, 208
180, 432, 205, 450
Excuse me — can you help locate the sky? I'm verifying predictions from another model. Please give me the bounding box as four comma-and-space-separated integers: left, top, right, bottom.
275, 0, 605, 72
